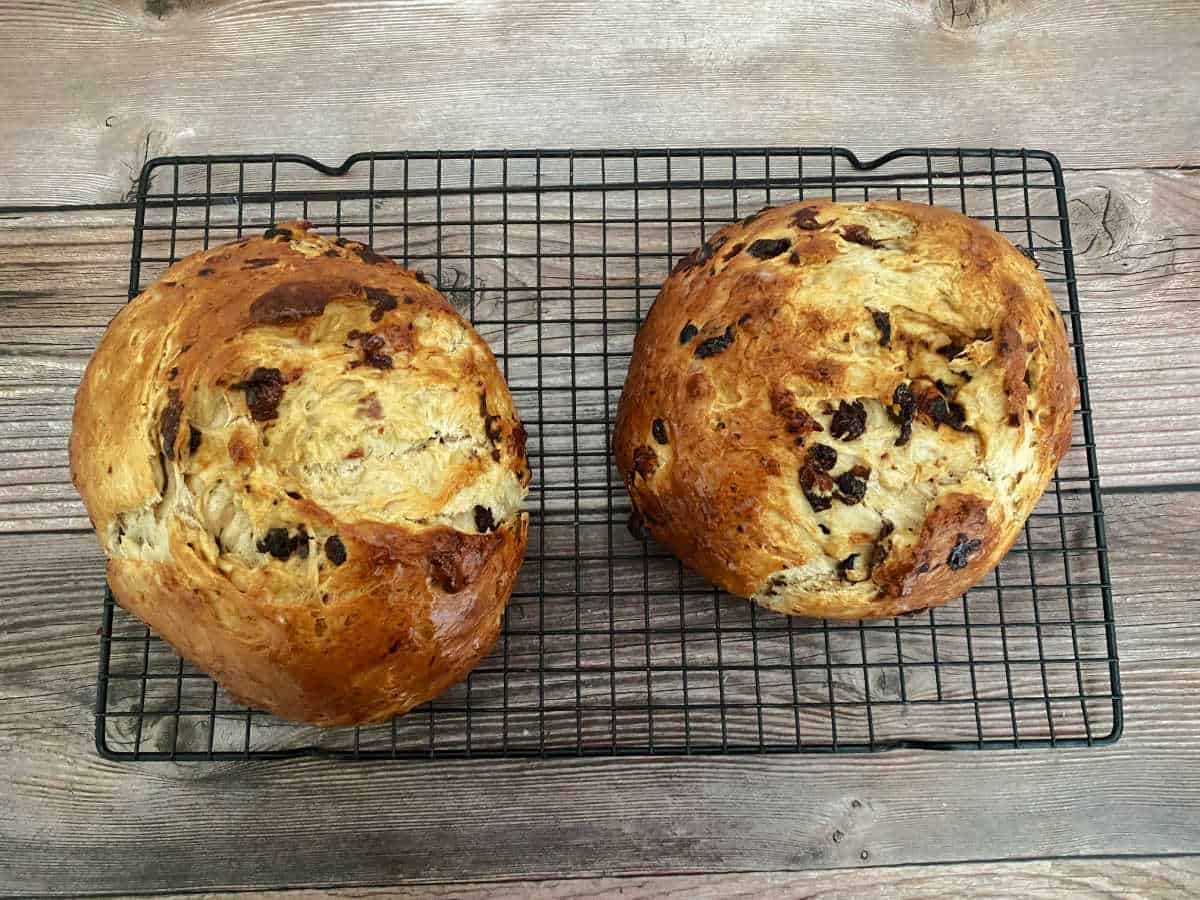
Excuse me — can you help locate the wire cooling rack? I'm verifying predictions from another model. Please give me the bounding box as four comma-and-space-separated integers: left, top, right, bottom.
96, 147, 1120, 760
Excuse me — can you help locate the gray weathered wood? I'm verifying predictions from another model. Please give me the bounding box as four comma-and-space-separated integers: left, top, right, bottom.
185, 857, 1200, 900
1, 490, 1197, 894
1, 0, 1199, 205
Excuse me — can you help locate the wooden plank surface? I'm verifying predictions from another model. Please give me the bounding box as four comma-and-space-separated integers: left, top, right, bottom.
1, 0, 1199, 205
186, 857, 1200, 899
1, 488, 1198, 894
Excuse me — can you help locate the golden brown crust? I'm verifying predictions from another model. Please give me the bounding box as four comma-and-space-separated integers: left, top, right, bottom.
71, 222, 530, 725
615, 200, 1076, 620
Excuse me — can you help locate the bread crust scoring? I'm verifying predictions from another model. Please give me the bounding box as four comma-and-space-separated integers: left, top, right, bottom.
71, 222, 530, 725
615, 200, 1076, 619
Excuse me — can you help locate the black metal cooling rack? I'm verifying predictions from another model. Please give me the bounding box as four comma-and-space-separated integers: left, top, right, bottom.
96, 147, 1121, 761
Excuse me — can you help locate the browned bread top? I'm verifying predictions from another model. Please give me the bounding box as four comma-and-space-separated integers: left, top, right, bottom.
70, 222, 530, 725
615, 200, 1076, 619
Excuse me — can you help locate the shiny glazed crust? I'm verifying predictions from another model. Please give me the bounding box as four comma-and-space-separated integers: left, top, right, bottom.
615, 200, 1077, 620
71, 222, 531, 725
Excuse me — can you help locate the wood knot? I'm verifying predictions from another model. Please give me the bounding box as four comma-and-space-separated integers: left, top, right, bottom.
933, 0, 1009, 31
1069, 184, 1136, 258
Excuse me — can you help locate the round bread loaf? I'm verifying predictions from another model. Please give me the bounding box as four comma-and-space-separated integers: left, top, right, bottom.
71, 221, 530, 725
615, 200, 1077, 620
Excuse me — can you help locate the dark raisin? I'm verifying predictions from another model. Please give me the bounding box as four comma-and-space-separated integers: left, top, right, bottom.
652, 418, 668, 445
188, 426, 202, 455
947, 533, 983, 570
837, 553, 859, 581
347, 331, 394, 370
679, 322, 699, 344
891, 383, 916, 446
364, 286, 398, 322
485, 415, 503, 443
232, 367, 286, 421
870, 309, 891, 347
632, 445, 659, 477
695, 325, 735, 359
159, 389, 183, 455
804, 491, 832, 513
722, 242, 746, 261
286, 490, 302, 500
872, 541, 891, 571
263, 226, 292, 241
922, 391, 970, 432
791, 206, 828, 230
818, 523, 831, 535
771, 388, 825, 443
835, 471, 867, 505
937, 342, 964, 360
168, 366, 179, 380
799, 466, 833, 512
916, 563, 931, 574
746, 238, 791, 260
829, 400, 867, 441
879, 519, 895, 539
944, 402, 969, 431
474, 505, 496, 533
841, 224, 885, 249
324, 535, 347, 566
257, 528, 293, 560
807, 443, 837, 472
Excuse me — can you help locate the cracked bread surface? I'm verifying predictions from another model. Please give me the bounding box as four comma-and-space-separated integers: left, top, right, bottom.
70, 221, 530, 725
615, 200, 1076, 620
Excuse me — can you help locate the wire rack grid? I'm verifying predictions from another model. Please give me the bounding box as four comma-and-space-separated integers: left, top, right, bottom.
96, 146, 1120, 760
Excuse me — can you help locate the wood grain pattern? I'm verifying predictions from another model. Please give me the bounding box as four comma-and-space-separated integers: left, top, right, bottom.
185, 857, 1200, 899
1, 490, 1197, 893
1, 0, 1199, 205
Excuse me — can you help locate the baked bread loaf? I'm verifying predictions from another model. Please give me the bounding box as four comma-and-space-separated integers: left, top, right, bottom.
71, 221, 530, 725
615, 200, 1076, 619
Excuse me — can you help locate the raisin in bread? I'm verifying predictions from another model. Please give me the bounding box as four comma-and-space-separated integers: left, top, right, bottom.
615, 200, 1076, 619
71, 222, 530, 725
